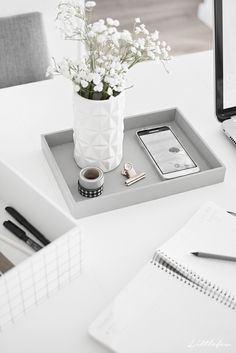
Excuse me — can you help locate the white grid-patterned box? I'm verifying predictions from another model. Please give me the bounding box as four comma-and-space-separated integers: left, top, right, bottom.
0, 161, 82, 331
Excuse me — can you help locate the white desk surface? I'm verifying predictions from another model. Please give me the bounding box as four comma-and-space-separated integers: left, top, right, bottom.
0, 50, 236, 352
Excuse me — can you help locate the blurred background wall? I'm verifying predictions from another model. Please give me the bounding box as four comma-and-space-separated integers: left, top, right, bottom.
93, 0, 212, 55
0, 0, 213, 58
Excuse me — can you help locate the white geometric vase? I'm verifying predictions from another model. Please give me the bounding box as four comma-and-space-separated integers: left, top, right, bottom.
73, 91, 125, 172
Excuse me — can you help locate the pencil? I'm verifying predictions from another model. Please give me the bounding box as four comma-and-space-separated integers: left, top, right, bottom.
191, 252, 236, 262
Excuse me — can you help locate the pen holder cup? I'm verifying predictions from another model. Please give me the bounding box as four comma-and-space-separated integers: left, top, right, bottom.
0, 160, 81, 330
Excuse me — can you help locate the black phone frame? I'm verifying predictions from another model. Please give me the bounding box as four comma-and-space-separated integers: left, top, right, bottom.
214, 0, 236, 121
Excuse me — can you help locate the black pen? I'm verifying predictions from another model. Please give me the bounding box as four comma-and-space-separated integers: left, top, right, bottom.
228, 211, 236, 217
191, 251, 236, 262
3, 220, 43, 252
5, 207, 50, 246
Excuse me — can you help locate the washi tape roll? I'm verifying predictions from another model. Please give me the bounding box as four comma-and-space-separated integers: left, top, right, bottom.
78, 167, 104, 198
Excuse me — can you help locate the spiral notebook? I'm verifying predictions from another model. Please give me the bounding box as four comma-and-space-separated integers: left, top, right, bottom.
89, 202, 236, 353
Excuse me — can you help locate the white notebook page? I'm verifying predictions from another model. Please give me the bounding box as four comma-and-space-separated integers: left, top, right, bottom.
89, 261, 236, 353
161, 202, 236, 292
90, 202, 236, 353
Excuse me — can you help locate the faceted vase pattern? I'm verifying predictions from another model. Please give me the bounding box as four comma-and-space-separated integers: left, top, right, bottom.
73, 91, 125, 172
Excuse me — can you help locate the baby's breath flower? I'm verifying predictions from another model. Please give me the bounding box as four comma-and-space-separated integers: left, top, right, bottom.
106, 17, 114, 26
110, 33, 120, 46
97, 34, 106, 43
131, 47, 137, 54
85, 1, 96, 8
50, 0, 172, 100
147, 51, 155, 60
151, 30, 159, 41
106, 17, 113, 26
137, 38, 145, 49
92, 21, 107, 33
87, 73, 93, 82
135, 27, 141, 34
113, 19, 120, 27
94, 82, 103, 92
81, 80, 89, 88
96, 67, 105, 75
92, 73, 102, 85
46, 66, 53, 77
88, 31, 95, 38
74, 84, 80, 92
96, 58, 104, 65
107, 87, 113, 96
120, 30, 132, 43
59, 61, 71, 79
107, 27, 114, 34
79, 70, 87, 80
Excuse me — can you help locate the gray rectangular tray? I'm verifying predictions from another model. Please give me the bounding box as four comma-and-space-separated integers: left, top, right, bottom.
41, 108, 225, 218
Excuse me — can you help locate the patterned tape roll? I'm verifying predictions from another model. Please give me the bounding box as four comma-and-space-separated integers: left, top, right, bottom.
78, 167, 104, 198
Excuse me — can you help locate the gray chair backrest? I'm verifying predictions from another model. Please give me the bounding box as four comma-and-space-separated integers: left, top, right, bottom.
0, 12, 50, 89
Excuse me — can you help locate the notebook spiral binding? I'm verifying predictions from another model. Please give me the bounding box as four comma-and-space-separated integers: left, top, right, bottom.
151, 250, 236, 310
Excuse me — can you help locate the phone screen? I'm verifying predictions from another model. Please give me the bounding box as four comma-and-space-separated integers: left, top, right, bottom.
138, 127, 196, 174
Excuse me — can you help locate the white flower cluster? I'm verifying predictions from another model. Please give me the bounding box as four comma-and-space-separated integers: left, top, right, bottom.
48, 1, 172, 100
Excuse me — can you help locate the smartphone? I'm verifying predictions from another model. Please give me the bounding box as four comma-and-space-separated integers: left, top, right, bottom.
136, 126, 200, 179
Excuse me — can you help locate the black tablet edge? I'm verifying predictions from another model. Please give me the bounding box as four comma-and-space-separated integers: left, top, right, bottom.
214, 0, 236, 122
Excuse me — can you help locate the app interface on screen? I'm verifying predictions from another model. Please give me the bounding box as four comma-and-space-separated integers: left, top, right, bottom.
141, 129, 195, 174
223, 0, 236, 109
